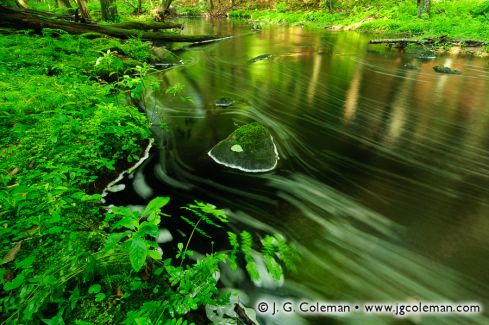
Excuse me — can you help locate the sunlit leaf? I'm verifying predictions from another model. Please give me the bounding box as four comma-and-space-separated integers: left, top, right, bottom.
230, 144, 243, 152
129, 238, 147, 272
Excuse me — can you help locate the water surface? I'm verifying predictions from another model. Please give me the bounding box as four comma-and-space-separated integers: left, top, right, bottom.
110, 18, 489, 324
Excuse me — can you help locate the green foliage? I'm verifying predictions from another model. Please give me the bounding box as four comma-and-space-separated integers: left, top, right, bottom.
121, 38, 156, 62
275, 2, 289, 13
0, 25, 298, 325
230, 0, 489, 44
94, 49, 125, 80
102, 197, 169, 271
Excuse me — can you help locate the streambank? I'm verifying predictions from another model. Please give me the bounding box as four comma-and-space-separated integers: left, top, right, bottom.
0, 31, 162, 322
0, 28, 293, 324
227, 1, 489, 56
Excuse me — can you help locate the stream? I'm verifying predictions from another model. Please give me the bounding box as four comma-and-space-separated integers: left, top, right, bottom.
107, 18, 489, 324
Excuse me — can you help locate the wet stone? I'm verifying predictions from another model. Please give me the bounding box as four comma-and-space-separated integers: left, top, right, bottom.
208, 122, 279, 173
214, 97, 235, 107
433, 65, 462, 74
248, 54, 272, 64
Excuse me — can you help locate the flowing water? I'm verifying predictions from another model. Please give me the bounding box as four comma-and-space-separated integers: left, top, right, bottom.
108, 18, 489, 324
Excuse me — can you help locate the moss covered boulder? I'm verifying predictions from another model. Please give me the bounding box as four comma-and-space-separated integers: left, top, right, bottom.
208, 123, 279, 172
433, 65, 462, 75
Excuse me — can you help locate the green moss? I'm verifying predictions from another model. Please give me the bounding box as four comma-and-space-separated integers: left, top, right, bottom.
233, 122, 270, 153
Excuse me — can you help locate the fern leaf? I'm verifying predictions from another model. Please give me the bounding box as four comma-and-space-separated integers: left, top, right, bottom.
227, 232, 239, 270
179, 216, 211, 238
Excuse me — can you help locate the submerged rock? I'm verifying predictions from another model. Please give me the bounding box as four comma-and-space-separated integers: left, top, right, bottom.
433, 65, 462, 75
208, 123, 279, 172
415, 49, 436, 60
151, 46, 183, 68
247, 54, 272, 64
403, 63, 417, 70
214, 97, 235, 107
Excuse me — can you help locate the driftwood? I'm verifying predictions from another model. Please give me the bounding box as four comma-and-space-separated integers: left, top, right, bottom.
369, 37, 486, 47
0, 5, 225, 43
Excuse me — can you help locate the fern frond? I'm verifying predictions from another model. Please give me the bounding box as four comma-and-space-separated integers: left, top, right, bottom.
240, 231, 259, 280
181, 207, 223, 229
261, 235, 276, 257
275, 235, 299, 272
187, 201, 228, 223
179, 216, 211, 238
227, 231, 239, 270
263, 255, 283, 280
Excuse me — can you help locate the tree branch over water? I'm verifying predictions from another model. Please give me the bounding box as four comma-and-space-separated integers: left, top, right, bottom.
0, 5, 225, 43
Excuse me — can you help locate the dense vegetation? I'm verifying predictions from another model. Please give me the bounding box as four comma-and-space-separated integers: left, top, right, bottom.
0, 19, 296, 325
227, 0, 489, 43
1, 0, 487, 323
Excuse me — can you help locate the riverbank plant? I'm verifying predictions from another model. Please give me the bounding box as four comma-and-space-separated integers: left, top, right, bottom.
0, 30, 297, 323
228, 0, 489, 42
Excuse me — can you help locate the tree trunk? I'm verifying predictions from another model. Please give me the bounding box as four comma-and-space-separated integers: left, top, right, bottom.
15, 0, 29, 8
417, 0, 430, 18
75, 0, 90, 21
136, 0, 142, 14
100, 0, 118, 21
160, 0, 172, 10
0, 5, 226, 42
56, 0, 72, 8
327, 0, 334, 12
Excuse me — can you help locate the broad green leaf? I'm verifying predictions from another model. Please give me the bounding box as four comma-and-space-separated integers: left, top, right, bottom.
230, 144, 243, 152
104, 231, 131, 251
147, 250, 162, 261
95, 293, 106, 302
138, 222, 159, 238
15, 255, 36, 269
88, 284, 101, 294
4, 273, 24, 290
129, 238, 147, 272
143, 196, 170, 217
112, 216, 138, 231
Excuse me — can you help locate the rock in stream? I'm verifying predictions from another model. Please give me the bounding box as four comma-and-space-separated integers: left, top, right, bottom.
208, 123, 279, 173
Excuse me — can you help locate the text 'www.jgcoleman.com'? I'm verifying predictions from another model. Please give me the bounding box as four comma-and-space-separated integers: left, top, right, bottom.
255, 300, 483, 317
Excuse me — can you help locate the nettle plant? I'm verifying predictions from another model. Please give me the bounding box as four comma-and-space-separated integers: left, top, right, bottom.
101, 197, 299, 323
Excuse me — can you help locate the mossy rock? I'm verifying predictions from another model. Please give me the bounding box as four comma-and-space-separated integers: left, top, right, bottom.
433, 65, 462, 74
415, 49, 436, 60
247, 54, 272, 64
151, 47, 182, 67
403, 63, 417, 70
208, 123, 279, 172
215, 97, 236, 107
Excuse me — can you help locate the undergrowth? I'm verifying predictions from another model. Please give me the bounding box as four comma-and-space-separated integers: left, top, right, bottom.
229, 0, 489, 42
0, 30, 298, 323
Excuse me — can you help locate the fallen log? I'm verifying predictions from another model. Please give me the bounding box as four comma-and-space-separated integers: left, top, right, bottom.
0, 5, 225, 43
369, 38, 432, 45
109, 21, 183, 30
369, 37, 486, 47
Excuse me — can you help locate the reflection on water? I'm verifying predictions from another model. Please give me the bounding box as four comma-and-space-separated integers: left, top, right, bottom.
114, 19, 489, 323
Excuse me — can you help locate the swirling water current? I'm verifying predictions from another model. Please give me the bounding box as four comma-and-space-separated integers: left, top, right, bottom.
108, 18, 489, 324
